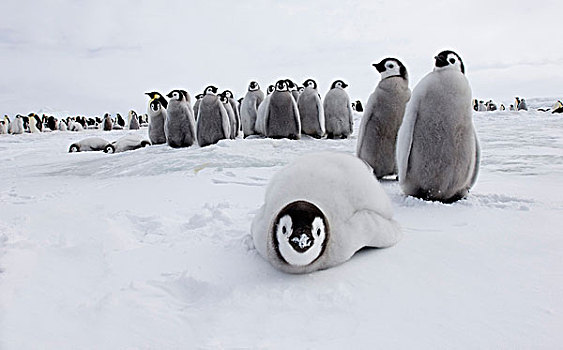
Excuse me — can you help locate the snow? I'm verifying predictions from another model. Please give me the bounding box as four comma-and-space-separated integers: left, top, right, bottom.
1, 109, 563, 348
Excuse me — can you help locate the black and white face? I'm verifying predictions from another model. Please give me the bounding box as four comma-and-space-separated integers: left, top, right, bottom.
267, 85, 275, 95
298, 86, 305, 94
205, 86, 218, 95
303, 79, 317, 89
224, 90, 233, 98
249, 81, 259, 91
68, 144, 79, 153
196, 94, 204, 100
331, 80, 348, 89
434, 50, 465, 74
167, 90, 183, 101
273, 201, 329, 267
374, 58, 406, 80
150, 100, 161, 112
219, 94, 228, 103
275, 80, 288, 92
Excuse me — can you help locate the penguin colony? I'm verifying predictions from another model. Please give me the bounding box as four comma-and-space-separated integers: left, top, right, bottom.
3, 50, 560, 273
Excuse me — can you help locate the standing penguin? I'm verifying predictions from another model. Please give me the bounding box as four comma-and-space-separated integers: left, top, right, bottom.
10, 115, 24, 134
28, 115, 42, 133
396, 50, 480, 203
146, 92, 168, 145
240, 81, 264, 137
286, 79, 300, 102
196, 86, 230, 147
297, 79, 325, 138
58, 119, 68, 131
255, 84, 275, 136
357, 58, 411, 179
103, 113, 113, 131
0, 117, 8, 134
477, 100, 487, 111
518, 98, 528, 111
193, 94, 204, 121
237, 98, 243, 116
264, 80, 301, 140
323, 80, 353, 139
219, 92, 236, 139
251, 152, 401, 274
355, 100, 364, 112
223, 90, 240, 137
116, 114, 126, 128
165, 89, 197, 148
128, 110, 140, 130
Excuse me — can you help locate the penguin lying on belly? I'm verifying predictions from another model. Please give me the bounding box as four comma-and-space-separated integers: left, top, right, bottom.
69, 137, 115, 153
251, 152, 401, 274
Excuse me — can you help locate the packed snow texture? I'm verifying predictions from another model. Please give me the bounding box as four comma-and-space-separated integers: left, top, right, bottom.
1, 108, 562, 348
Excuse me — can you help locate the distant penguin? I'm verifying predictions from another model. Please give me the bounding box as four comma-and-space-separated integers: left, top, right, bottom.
351, 102, 356, 111
298, 86, 305, 95
357, 58, 411, 179
0, 118, 7, 134
237, 97, 244, 116
515, 97, 521, 110
58, 119, 68, 131
354, 100, 364, 112
111, 134, 151, 153
219, 92, 236, 139
193, 94, 204, 121
103, 113, 113, 131
477, 100, 487, 111
518, 98, 528, 111
286, 79, 300, 102
297, 79, 324, 138
509, 104, 516, 111
3, 116, 11, 134
10, 115, 24, 134
223, 90, 241, 137
500, 104, 506, 111
197, 86, 230, 147
69, 119, 84, 132
47, 116, 57, 131
240, 81, 264, 137
486, 100, 497, 111
146, 92, 168, 145
116, 114, 126, 128
473, 99, 479, 111
324, 80, 353, 139
255, 84, 275, 136
128, 110, 140, 130
251, 152, 402, 274
397, 50, 480, 203
28, 115, 42, 133
165, 89, 197, 148
68, 137, 115, 153
552, 100, 563, 114
264, 80, 301, 140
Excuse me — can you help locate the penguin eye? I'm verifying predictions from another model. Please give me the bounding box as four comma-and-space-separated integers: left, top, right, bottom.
282, 226, 287, 234
388, 63, 394, 69
316, 228, 321, 237
449, 58, 456, 64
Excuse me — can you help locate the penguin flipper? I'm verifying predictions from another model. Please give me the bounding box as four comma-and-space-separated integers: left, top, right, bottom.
397, 105, 418, 184
291, 96, 301, 135
469, 130, 481, 188
220, 105, 230, 139
315, 94, 325, 135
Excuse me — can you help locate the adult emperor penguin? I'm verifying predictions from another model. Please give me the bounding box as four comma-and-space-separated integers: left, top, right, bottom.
297, 79, 325, 138
103, 113, 113, 131
58, 119, 68, 131
10, 115, 24, 134
193, 94, 204, 121
240, 81, 264, 137
357, 58, 411, 179
28, 114, 42, 133
223, 90, 240, 137
251, 152, 401, 274
323, 80, 353, 139
355, 100, 364, 112
68, 137, 115, 153
196, 85, 230, 147
128, 110, 140, 130
219, 92, 236, 139
264, 80, 301, 139
255, 84, 275, 136
146, 92, 168, 145
116, 114, 126, 128
396, 50, 480, 203
165, 89, 197, 148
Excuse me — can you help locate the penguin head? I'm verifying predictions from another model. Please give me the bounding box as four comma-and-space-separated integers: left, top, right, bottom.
298, 86, 305, 94
273, 200, 329, 267
223, 90, 234, 99
145, 91, 168, 109
150, 100, 162, 112
285, 79, 297, 91
104, 144, 115, 154
267, 85, 275, 95
248, 81, 260, 91
218, 93, 229, 104
68, 144, 80, 153
275, 80, 288, 92
434, 50, 465, 74
237, 97, 244, 104
204, 86, 218, 95
303, 79, 317, 89
373, 58, 408, 80
167, 89, 188, 101
195, 94, 204, 100
330, 80, 348, 89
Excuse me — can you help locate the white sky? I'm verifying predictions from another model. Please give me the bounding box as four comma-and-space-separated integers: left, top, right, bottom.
1, 0, 562, 116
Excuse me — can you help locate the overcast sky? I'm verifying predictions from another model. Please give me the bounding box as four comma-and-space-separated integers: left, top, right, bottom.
1, 0, 561, 116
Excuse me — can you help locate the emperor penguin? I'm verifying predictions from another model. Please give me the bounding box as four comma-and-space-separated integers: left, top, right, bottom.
355, 100, 364, 112
552, 100, 563, 114
223, 90, 241, 137
396, 50, 480, 203
196, 85, 230, 147
58, 119, 68, 131
165, 89, 197, 148
477, 100, 487, 111
0, 118, 7, 134
500, 104, 506, 111
146, 92, 168, 145
515, 97, 521, 110
193, 94, 204, 121
219, 92, 236, 139
255, 84, 275, 136
323, 80, 353, 139
237, 97, 243, 116
240, 81, 264, 137
111, 134, 151, 152
286, 79, 300, 102
518, 98, 528, 111
264, 80, 301, 140
103, 113, 113, 131
69, 137, 115, 153
10, 115, 24, 134
509, 104, 516, 111
357, 58, 411, 179
3, 116, 11, 134
473, 99, 479, 111
297, 79, 325, 138
116, 114, 126, 128
28, 115, 42, 133
251, 152, 401, 274
47, 116, 58, 131
128, 110, 140, 130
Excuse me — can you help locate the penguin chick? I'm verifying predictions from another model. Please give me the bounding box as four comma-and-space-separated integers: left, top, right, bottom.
264, 80, 301, 140
196, 85, 230, 147
240, 81, 264, 137
146, 92, 168, 145
297, 78, 325, 138
165, 89, 197, 148
323, 80, 353, 139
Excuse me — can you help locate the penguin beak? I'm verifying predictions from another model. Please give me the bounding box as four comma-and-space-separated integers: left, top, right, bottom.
372, 63, 385, 73
166, 92, 174, 98
342, 83, 348, 88
435, 55, 448, 67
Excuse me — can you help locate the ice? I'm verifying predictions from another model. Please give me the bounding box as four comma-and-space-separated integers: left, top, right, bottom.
1, 110, 562, 348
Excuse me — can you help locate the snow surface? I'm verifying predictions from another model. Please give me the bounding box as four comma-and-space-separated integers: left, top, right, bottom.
1, 110, 562, 348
